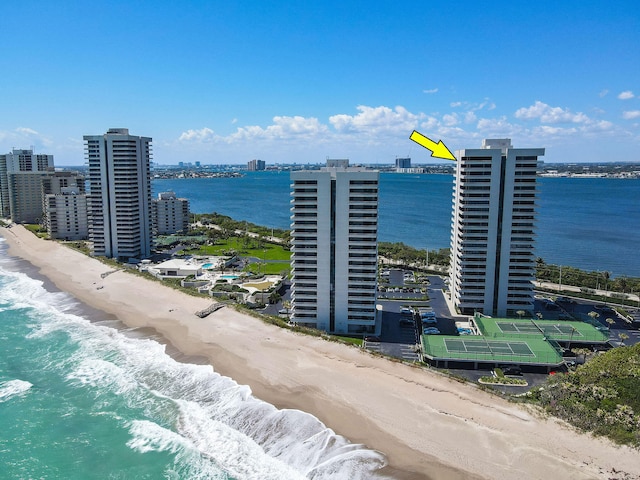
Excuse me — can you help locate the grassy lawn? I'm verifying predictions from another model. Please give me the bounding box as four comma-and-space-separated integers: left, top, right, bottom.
186, 237, 290, 261
332, 336, 363, 347
243, 262, 290, 276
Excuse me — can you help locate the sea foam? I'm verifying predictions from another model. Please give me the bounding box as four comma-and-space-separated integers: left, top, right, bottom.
0, 259, 390, 479
0, 379, 33, 402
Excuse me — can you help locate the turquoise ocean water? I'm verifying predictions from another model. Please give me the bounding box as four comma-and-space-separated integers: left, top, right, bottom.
0, 241, 387, 479
154, 172, 640, 277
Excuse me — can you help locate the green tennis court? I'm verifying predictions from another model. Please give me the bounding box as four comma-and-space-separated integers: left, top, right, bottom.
444, 338, 535, 356
474, 315, 608, 342
497, 321, 582, 337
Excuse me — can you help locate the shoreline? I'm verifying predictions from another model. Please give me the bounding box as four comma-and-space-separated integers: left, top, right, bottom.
1, 225, 639, 480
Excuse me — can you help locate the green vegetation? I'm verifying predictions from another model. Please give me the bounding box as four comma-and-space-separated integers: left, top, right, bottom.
528, 343, 640, 448
184, 236, 291, 276
379, 242, 450, 267
193, 212, 291, 243
479, 368, 528, 386
332, 336, 364, 347
211, 283, 249, 293
183, 236, 290, 259
24, 224, 48, 239
243, 262, 289, 276
537, 259, 640, 297
66, 241, 90, 255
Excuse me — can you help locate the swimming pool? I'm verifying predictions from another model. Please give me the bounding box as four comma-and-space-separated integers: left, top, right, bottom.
202, 263, 214, 268
221, 274, 239, 279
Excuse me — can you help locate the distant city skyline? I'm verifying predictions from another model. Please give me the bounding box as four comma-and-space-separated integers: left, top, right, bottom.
1, 2, 638, 165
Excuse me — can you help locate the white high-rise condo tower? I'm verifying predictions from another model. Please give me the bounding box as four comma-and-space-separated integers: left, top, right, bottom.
290, 162, 379, 334
450, 139, 544, 317
84, 128, 153, 260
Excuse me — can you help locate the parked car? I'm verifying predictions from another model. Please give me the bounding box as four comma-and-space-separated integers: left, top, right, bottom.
498, 365, 523, 376
364, 336, 381, 342
556, 296, 576, 304
422, 327, 440, 335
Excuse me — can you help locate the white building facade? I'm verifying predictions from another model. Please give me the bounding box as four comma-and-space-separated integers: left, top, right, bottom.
290, 166, 379, 334
85, 128, 153, 260
153, 191, 189, 235
450, 139, 544, 317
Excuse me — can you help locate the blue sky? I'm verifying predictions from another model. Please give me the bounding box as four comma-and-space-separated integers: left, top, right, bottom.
1, 1, 638, 165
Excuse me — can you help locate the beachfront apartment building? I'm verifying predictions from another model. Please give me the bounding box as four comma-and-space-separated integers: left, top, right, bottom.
290, 163, 380, 334
0, 149, 54, 223
84, 128, 153, 261
153, 191, 190, 235
450, 139, 545, 317
42, 171, 88, 241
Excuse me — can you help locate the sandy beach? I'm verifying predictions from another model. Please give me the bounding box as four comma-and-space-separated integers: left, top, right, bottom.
2, 225, 638, 480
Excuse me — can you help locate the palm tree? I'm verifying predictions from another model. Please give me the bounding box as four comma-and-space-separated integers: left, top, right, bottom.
516, 310, 526, 320
606, 317, 615, 329
602, 271, 611, 292
587, 311, 600, 328
618, 332, 629, 345
572, 347, 591, 364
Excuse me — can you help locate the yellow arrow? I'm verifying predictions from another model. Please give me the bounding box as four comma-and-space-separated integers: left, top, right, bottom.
409, 130, 456, 161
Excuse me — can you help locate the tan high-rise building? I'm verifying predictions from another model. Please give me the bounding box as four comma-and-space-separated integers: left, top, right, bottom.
42, 171, 88, 241
0, 149, 54, 223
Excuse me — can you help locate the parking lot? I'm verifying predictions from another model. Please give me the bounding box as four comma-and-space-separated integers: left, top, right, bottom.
365, 273, 640, 391
534, 295, 640, 347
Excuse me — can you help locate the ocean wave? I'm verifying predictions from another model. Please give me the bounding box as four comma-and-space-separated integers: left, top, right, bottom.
0, 379, 33, 402
0, 260, 390, 479
127, 420, 229, 479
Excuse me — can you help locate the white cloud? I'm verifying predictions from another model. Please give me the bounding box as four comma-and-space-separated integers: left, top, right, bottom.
450, 99, 495, 112
476, 116, 520, 135
16, 127, 39, 136
231, 118, 238, 124
622, 110, 640, 120
179, 127, 215, 142
532, 125, 578, 136
423, 88, 438, 94
599, 89, 609, 98
165, 101, 633, 164
442, 113, 458, 126
0, 127, 53, 149
514, 101, 590, 124
419, 117, 439, 130
463, 111, 477, 124
329, 105, 424, 136
618, 90, 635, 100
